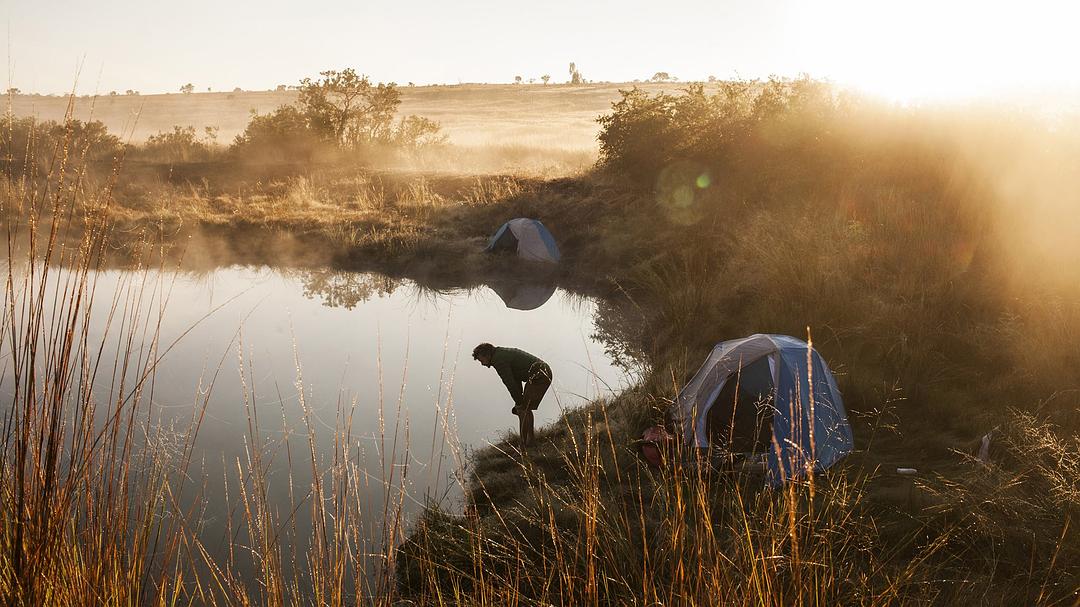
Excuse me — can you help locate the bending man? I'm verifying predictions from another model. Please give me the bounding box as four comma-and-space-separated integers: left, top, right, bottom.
472, 343, 552, 448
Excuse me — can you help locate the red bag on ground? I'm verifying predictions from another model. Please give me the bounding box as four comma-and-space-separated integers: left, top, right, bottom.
638, 425, 674, 468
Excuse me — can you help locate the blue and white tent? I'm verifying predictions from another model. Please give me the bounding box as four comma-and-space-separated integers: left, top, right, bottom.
484, 218, 561, 263
672, 334, 853, 485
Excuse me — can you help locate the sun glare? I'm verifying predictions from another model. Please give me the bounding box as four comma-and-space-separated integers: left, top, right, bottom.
793, 0, 1080, 103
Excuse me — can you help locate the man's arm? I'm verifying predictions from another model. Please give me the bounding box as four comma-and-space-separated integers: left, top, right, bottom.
494, 362, 524, 405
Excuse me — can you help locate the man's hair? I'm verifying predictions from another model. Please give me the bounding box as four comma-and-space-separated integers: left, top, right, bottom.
472, 342, 495, 360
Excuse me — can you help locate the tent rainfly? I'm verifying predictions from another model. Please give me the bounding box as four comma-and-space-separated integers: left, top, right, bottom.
484, 218, 561, 263
672, 334, 853, 485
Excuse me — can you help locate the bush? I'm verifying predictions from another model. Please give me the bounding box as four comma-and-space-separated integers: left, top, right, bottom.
297, 68, 400, 147
136, 125, 217, 163
1, 117, 122, 176
229, 68, 445, 163
393, 115, 447, 150
230, 106, 324, 163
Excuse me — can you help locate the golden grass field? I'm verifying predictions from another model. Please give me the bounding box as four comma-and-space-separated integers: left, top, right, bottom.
8, 82, 691, 151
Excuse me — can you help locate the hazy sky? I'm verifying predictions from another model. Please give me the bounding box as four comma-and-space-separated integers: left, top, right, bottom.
5, 0, 1079, 100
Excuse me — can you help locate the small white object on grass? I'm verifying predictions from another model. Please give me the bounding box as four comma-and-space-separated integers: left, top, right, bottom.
977, 432, 992, 463
896, 468, 918, 475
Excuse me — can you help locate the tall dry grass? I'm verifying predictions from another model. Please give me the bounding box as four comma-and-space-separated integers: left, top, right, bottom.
399, 390, 1079, 605
0, 99, 199, 604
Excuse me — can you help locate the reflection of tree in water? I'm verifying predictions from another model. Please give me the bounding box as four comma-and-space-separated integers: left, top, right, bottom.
591, 297, 650, 373
298, 269, 402, 309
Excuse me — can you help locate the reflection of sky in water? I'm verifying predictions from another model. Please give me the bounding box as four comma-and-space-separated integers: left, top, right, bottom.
155, 267, 623, 441
2, 264, 627, 576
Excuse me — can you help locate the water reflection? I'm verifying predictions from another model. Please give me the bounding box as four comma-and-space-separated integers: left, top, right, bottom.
0, 247, 649, 600
20, 265, 625, 573
487, 280, 558, 311
293, 268, 562, 314
296, 268, 403, 309
591, 296, 652, 373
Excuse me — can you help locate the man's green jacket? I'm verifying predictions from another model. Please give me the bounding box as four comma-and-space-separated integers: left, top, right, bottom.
490, 347, 545, 405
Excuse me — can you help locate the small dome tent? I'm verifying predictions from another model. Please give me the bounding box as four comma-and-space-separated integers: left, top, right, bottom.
672, 334, 853, 485
484, 218, 561, 263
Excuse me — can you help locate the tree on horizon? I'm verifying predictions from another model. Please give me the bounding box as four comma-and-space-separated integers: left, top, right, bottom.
568, 62, 583, 85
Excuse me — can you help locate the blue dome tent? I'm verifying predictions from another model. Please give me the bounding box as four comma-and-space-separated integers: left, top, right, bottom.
484, 218, 561, 263
672, 334, 853, 485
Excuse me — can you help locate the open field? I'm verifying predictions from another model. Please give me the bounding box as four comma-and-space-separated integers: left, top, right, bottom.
8, 82, 691, 150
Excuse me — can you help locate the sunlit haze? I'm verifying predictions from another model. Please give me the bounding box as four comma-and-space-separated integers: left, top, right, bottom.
5, 0, 1079, 102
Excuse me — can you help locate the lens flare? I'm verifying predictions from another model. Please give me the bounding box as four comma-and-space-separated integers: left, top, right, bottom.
656, 162, 714, 225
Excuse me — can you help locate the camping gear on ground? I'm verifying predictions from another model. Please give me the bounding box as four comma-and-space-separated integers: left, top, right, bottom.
634, 425, 676, 468
488, 281, 557, 310
671, 334, 853, 486
634, 426, 769, 474
484, 218, 561, 263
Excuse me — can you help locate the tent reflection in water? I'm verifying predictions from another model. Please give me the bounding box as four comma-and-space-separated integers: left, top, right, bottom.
487, 281, 558, 311
671, 334, 853, 485
484, 218, 561, 263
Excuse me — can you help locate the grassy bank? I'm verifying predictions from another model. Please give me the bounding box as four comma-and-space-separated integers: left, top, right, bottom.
399, 394, 1078, 604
